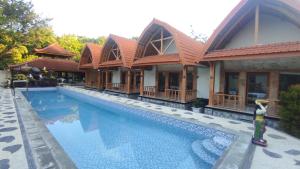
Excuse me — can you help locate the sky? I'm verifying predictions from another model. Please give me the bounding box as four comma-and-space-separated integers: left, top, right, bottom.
30, 0, 240, 39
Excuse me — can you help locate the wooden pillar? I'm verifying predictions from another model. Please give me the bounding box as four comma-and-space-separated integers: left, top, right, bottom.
140, 68, 144, 96
268, 71, 279, 117
105, 70, 109, 89
165, 72, 169, 97
181, 66, 187, 103
127, 70, 131, 94
254, 4, 260, 44
208, 62, 215, 106
192, 66, 197, 91
238, 71, 247, 110
155, 66, 159, 94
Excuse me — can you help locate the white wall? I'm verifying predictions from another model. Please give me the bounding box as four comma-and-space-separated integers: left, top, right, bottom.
225, 14, 300, 49
197, 67, 210, 99
112, 68, 120, 83
214, 62, 221, 93
144, 66, 156, 86
163, 39, 177, 54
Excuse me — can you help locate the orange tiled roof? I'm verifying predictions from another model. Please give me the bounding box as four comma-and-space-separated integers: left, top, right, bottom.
204, 41, 300, 61
34, 43, 75, 57
134, 19, 204, 66
133, 54, 180, 66
9, 58, 80, 72
99, 34, 137, 68
79, 43, 102, 69
99, 60, 123, 68
201, 0, 300, 58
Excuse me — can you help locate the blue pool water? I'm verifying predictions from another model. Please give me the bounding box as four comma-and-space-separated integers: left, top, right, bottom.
24, 89, 234, 169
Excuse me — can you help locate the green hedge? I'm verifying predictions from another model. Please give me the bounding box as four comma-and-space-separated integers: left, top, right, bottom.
279, 85, 300, 138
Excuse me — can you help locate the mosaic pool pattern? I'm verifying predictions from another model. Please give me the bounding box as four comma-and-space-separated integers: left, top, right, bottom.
64, 86, 300, 169
24, 89, 235, 169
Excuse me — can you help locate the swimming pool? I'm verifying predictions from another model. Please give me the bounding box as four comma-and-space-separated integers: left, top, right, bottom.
23, 88, 235, 169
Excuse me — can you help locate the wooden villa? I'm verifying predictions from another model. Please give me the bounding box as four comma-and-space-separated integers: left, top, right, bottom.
199, 0, 300, 120
133, 19, 204, 108
99, 34, 139, 95
79, 43, 102, 89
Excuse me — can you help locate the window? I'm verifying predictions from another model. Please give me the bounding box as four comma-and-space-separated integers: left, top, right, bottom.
169, 72, 179, 90
187, 72, 193, 90
279, 73, 300, 92
225, 72, 239, 95
247, 73, 268, 105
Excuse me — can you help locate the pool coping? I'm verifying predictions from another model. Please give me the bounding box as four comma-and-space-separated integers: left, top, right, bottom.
15, 87, 254, 169
14, 88, 77, 169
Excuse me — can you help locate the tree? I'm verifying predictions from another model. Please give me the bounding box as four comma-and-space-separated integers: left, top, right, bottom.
57, 35, 84, 62
0, 0, 50, 69
279, 85, 300, 138
190, 25, 208, 43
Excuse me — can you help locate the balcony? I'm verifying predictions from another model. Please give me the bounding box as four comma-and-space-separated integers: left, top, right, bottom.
142, 86, 197, 103
211, 93, 280, 117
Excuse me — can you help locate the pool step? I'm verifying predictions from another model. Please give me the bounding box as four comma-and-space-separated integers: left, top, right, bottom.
212, 136, 232, 150
202, 139, 223, 156
191, 140, 217, 165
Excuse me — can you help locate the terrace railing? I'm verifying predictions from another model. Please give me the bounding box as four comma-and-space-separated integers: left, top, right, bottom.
143, 86, 197, 102
106, 83, 127, 92
213, 93, 242, 110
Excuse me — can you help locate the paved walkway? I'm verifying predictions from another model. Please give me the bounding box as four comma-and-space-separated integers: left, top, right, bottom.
0, 88, 28, 169
1, 86, 300, 169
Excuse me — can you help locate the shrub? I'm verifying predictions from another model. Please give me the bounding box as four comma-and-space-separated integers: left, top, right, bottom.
13, 74, 27, 80
279, 85, 300, 138
192, 98, 208, 108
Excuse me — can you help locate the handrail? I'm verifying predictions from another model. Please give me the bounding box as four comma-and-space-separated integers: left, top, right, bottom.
213, 93, 242, 110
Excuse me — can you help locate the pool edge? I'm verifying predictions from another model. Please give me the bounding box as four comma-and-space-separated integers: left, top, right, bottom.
14, 88, 77, 169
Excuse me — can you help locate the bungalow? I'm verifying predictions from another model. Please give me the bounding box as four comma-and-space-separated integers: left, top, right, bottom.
10, 43, 84, 84
79, 43, 102, 89
99, 34, 139, 96
200, 0, 300, 126
133, 19, 204, 108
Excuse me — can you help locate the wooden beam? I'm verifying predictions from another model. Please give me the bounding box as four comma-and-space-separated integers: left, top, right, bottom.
181, 66, 187, 103
192, 66, 197, 91
254, 4, 260, 44
268, 71, 279, 117
208, 62, 215, 106
105, 70, 109, 89
165, 72, 169, 97
140, 68, 144, 96
127, 70, 131, 94
238, 71, 247, 110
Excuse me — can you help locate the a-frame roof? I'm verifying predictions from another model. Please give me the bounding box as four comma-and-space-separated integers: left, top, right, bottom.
79, 43, 102, 69
201, 0, 300, 57
34, 43, 75, 57
99, 34, 137, 68
134, 19, 204, 66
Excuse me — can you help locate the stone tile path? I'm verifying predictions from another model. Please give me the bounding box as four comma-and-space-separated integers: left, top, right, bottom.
0, 88, 28, 169
1, 86, 300, 169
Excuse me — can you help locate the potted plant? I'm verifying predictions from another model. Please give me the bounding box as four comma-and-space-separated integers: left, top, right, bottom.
192, 98, 207, 113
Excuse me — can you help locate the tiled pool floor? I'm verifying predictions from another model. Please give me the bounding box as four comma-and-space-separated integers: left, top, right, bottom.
1, 86, 300, 169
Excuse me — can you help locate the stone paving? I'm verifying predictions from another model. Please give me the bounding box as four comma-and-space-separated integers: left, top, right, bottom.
1, 86, 300, 169
0, 88, 28, 169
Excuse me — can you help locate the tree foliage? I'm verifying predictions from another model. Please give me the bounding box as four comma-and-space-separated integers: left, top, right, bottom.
279, 85, 300, 138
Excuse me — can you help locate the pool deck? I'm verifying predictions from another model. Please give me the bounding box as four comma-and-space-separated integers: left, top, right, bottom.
1, 86, 300, 169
